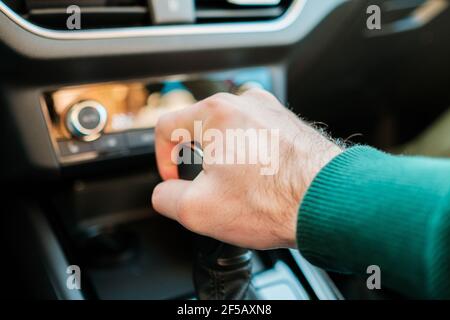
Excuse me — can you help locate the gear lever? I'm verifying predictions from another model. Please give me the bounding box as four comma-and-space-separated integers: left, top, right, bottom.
177, 143, 255, 300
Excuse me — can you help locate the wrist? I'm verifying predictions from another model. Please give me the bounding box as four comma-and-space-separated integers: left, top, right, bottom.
290, 143, 343, 248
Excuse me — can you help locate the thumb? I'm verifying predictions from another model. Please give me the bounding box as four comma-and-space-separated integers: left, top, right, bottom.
151, 179, 192, 221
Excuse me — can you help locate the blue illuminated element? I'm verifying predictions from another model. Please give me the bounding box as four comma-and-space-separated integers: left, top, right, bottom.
161, 81, 188, 95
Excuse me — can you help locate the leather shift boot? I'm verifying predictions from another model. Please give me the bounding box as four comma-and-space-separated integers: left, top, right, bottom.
193, 236, 254, 300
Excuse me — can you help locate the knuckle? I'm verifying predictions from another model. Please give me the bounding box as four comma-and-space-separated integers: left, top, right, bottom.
210, 92, 234, 102
246, 87, 274, 99
204, 93, 232, 108
202, 93, 236, 119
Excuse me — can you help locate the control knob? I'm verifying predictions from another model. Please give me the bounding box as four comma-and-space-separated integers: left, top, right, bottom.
66, 100, 107, 141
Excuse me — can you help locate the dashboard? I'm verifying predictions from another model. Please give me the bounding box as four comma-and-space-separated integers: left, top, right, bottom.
0, 0, 360, 179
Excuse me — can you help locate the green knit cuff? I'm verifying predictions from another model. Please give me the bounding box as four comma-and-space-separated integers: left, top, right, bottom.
297, 146, 450, 298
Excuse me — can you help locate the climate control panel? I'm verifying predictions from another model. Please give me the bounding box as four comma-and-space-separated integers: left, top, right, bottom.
41, 67, 275, 164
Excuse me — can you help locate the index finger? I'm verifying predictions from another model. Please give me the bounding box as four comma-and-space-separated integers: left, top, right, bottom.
154, 102, 207, 180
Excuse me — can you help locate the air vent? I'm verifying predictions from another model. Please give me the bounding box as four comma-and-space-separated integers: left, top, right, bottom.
4, 0, 150, 30
2, 0, 294, 30
195, 0, 293, 23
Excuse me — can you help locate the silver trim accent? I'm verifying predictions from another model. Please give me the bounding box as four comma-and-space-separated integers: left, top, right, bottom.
66, 100, 108, 141
290, 249, 344, 300
0, 0, 306, 40
228, 0, 281, 5
196, 7, 283, 19
30, 208, 84, 300
252, 261, 310, 300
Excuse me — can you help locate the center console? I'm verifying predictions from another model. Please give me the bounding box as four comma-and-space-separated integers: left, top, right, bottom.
14, 66, 341, 300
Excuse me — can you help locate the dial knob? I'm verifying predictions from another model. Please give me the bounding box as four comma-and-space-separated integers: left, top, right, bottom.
66, 100, 107, 141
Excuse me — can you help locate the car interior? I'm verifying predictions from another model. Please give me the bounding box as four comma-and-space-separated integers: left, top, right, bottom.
0, 0, 449, 300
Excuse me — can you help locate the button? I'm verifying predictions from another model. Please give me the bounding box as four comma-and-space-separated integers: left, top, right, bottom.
94, 134, 127, 153
58, 140, 93, 157
126, 130, 154, 149
149, 0, 195, 25
78, 106, 101, 130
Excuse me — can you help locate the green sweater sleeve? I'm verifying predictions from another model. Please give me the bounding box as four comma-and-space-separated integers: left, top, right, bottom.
297, 146, 450, 299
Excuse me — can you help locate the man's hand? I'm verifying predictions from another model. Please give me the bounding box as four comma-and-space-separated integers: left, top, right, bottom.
151, 88, 342, 249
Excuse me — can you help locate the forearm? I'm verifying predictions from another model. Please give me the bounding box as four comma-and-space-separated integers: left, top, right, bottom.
297, 146, 450, 299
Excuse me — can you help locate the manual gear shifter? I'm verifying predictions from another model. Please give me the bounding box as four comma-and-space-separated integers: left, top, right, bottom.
177, 143, 255, 300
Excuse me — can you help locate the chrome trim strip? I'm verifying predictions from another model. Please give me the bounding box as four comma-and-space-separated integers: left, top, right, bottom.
0, 0, 306, 40
252, 261, 310, 300
290, 249, 344, 300
228, 0, 282, 5
30, 208, 85, 300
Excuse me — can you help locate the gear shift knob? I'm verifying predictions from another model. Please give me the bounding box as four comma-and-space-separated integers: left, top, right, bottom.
177, 143, 254, 300
177, 142, 203, 180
